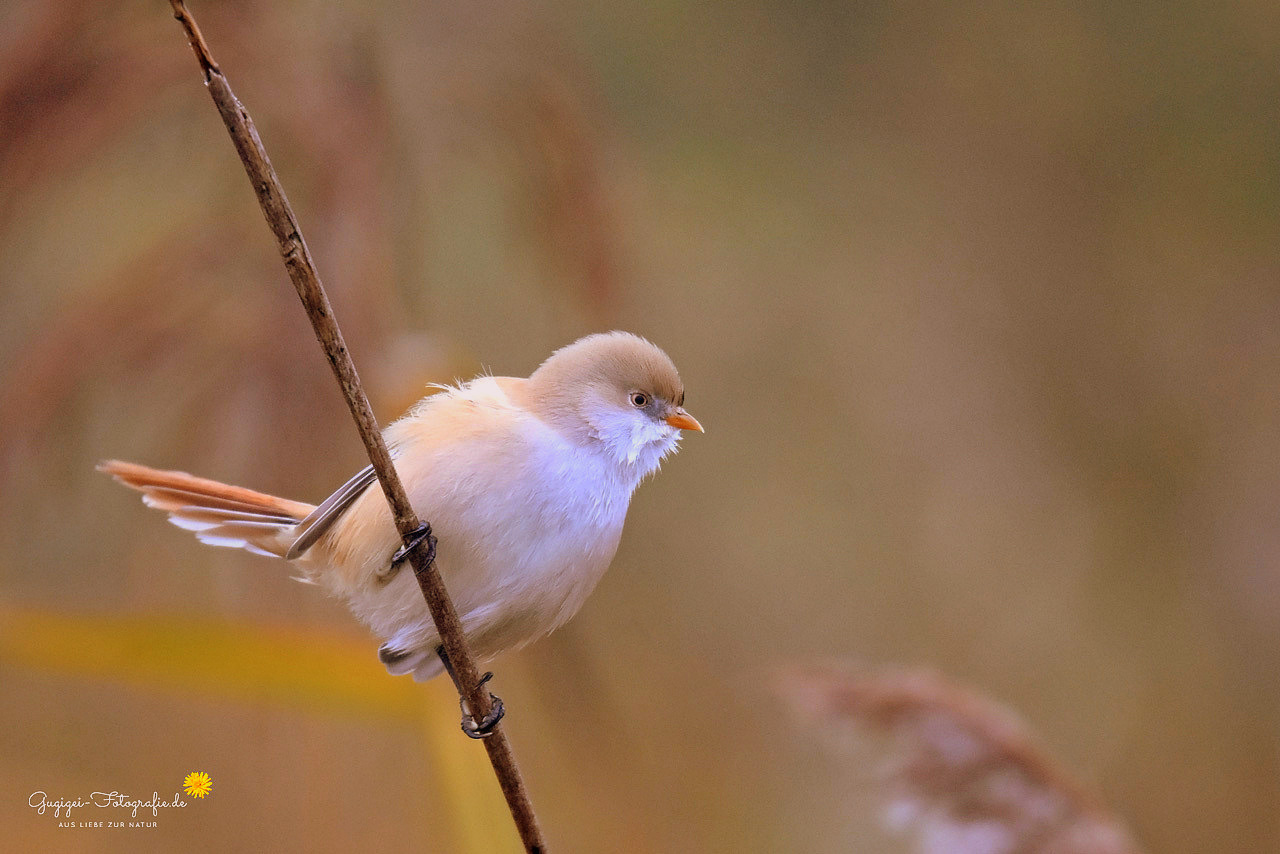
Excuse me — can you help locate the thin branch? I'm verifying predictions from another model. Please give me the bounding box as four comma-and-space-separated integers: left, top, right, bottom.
165, 3, 545, 850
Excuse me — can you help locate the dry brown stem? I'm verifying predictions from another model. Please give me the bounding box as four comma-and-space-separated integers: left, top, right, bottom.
165, 2, 544, 850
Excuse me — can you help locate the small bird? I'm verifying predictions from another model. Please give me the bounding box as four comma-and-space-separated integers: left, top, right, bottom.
100, 332, 702, 684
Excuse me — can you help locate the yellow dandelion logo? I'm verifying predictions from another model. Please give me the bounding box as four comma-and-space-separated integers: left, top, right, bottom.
182, 771, 213, 799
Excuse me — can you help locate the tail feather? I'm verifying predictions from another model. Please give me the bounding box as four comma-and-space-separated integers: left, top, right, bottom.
140, 486, 300, 519
163, 506, 300, 526
98, 460, 315, 559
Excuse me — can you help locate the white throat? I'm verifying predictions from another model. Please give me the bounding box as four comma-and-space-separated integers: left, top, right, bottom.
587, 409, 682, 483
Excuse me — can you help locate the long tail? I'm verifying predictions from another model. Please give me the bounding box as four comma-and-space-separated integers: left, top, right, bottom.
98, 460, 316, 558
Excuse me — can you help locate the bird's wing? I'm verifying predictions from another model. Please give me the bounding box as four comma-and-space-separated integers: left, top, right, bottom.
286, 377, 529, 562
285, 464, 379, 560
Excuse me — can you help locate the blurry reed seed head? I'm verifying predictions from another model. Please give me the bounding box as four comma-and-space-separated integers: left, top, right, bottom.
778, 665, 1143, 854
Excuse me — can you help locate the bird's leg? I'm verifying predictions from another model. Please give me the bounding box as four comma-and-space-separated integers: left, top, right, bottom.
437, 645, 505, 739
437, 644, 460, 687
383, 523, 436, 582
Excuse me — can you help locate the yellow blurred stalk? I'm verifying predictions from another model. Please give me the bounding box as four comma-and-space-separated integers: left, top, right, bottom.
0, 608, 519, 853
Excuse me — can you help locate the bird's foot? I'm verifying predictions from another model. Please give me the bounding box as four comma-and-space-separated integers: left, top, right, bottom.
382, 523, 436, 581
460, 672, 505, 739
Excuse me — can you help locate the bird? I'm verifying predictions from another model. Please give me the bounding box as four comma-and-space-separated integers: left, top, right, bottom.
99, 331, 703, 686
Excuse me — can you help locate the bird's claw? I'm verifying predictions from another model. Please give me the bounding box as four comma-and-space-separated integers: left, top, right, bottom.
385, 523, 436, 580
460, 672, 505, 739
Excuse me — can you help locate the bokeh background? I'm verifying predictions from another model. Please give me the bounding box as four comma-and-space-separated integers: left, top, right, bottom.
3, 0, 1279, 851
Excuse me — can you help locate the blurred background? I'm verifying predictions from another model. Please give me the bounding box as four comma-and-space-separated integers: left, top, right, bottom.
3, 0, 1279, 851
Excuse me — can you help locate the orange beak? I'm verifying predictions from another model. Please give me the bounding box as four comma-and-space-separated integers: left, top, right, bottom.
664, 408, 705, 433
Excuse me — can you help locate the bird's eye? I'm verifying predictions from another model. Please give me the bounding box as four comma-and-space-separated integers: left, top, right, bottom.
629, 392, 649, 407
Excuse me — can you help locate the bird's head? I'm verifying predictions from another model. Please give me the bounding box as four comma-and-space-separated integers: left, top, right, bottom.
527, 331, 703, 476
